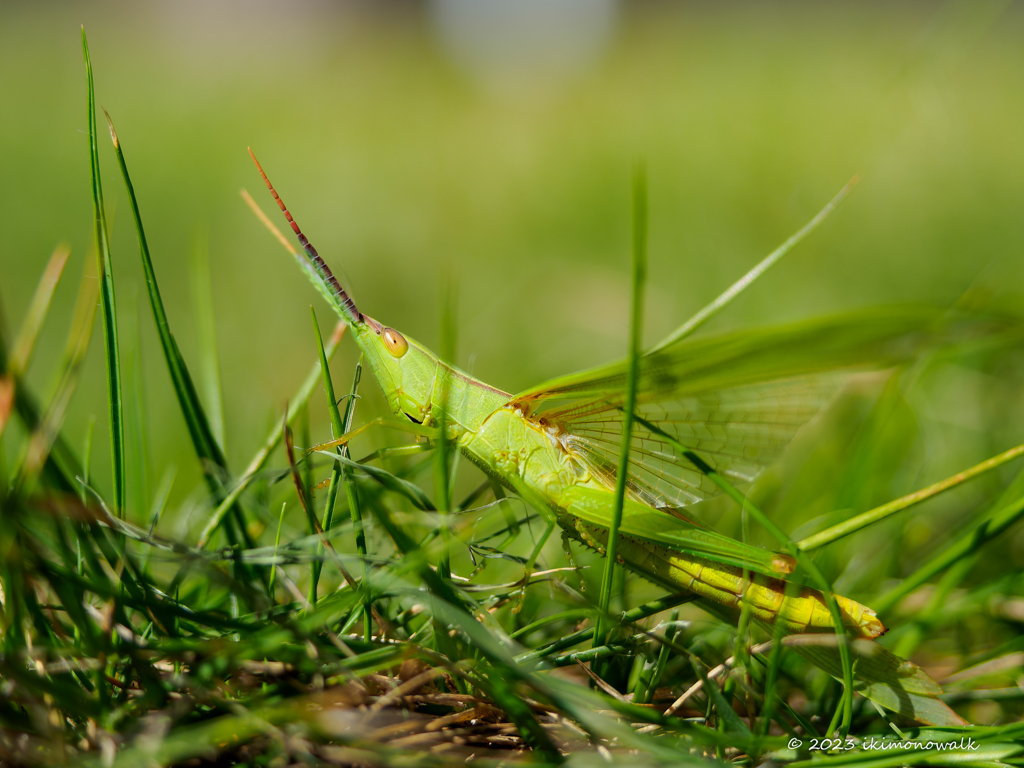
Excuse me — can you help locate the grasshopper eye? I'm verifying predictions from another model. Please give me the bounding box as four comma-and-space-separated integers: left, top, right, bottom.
382, 328, 408, 358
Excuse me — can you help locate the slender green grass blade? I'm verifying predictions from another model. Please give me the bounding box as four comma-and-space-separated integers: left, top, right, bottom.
309, 307, 341, 605
83, 28, 125, 515
309, 309, 369, 632
268, 502, 286, 600
650, 176, 857, 354
594, 163, 647, 659
12, 255, 99, 494
799, 441, 1024, 552
0, 248, 70, 440
103, 110, 222, 468
433, 277, 457, 580
323, 452, 435, 512
196, 320, 346, 547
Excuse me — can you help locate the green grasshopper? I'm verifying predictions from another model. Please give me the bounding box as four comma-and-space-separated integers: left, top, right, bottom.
249, 151, 964, 725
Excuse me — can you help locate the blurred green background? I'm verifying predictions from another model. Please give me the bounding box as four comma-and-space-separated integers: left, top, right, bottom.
3, 0, 1024, 552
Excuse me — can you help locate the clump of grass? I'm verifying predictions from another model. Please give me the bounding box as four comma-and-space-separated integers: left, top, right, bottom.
2, 30, 1024, 768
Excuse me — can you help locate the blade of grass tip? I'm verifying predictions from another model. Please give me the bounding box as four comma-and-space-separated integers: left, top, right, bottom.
8, 245, 70, 377
268, 502, 286, 600
196, 319, 346, 547
633, 414, 856, 736
104, 111, 222, 467
0, 249, 67, 440
594, 163, 647, 665
104, 110, 257, 555
139, 466, 175, 574
649, 176, 858, 354
83, 28, 126, 515
190, 231, 226, 453
798, 440, 1024, 552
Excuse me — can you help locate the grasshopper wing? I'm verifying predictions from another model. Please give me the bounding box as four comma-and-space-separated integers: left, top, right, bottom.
513, 307, 942, 511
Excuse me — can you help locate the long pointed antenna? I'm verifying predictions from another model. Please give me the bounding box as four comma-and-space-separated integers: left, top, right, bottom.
247, 148, 360, 323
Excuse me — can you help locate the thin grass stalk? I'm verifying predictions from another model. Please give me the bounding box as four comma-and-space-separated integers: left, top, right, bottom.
308, 307, 361, 608
798, 441, 1024, 551
650, 176, 857, 353
81, 416, 95, 504
433, 279, 458, 580
309, 308, 340, 605
82, 29, 125, 516
197, 321, 346, 547
338, 364, 370, 640
634, 608, 679, 704
594, 163, 647, 657
268, 502, 286, 600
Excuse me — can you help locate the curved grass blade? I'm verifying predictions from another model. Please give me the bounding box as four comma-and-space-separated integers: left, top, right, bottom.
8, 245, 69, 378
83, 28, 125, 515
650, 176, 857, 354
103, 115, 224, 486
103, 111, 261, 561
517, 305, 941, 405
0, 247, 71, 441
322, 451, 435, 512
310, 310, 371, 631
282, 408, 359, 594
12, 264, 99, 493
309, 307, 343, 606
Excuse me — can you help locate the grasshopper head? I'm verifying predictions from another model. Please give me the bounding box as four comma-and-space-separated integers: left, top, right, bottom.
350, 313, 440, 425
248, 149, 443, 426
